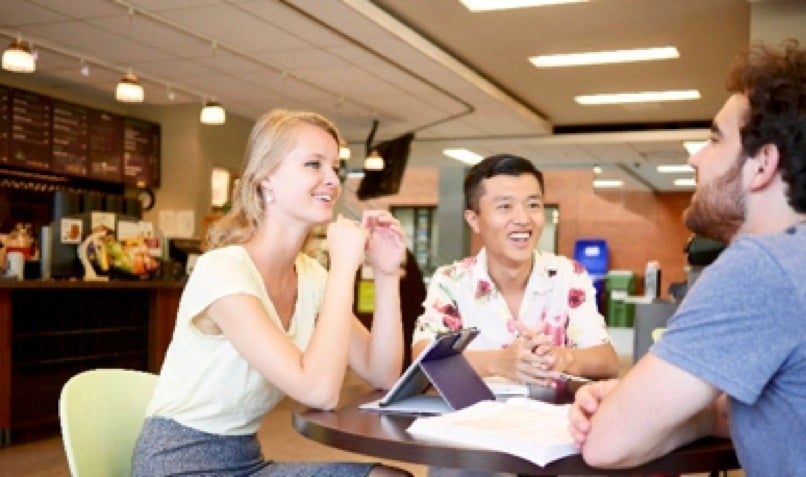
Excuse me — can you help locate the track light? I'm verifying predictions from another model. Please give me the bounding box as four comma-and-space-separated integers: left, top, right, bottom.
115, 70, 144, 103
2, 36, 35, 73
200, 100, 226, 125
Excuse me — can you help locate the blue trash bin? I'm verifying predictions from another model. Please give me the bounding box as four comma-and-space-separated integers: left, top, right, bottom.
574, 239, 608, 313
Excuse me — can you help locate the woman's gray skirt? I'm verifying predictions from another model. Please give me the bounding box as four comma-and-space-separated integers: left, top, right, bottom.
133, 417, 375, 476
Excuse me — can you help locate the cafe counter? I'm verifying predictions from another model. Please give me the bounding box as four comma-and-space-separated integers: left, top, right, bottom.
0, 278, 185, 445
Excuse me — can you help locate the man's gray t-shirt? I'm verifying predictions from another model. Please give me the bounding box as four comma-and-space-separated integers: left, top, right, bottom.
652, 224, 806, 476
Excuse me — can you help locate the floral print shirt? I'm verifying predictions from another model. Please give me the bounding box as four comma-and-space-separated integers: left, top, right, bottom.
413, 248, 611, 351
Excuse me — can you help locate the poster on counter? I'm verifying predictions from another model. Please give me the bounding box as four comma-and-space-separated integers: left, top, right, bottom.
60, 218, 83, 244
91, 211, 116, 232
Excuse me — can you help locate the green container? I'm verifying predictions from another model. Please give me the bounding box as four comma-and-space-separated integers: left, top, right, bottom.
605, 271, 636, 327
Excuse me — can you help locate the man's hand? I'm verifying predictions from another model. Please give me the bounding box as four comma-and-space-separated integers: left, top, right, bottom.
568, 379, 620, 448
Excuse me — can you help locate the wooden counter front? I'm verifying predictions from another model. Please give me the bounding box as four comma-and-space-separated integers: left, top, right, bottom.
0, 279, 184, 445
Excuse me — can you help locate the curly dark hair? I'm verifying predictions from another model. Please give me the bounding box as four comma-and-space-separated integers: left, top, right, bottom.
463, 154, 544, 212
726, 39, 806, 213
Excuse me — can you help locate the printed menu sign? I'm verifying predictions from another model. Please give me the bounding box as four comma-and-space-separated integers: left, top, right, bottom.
0, 85, 9, 165
9, 88, 52, 170
87, 109, 123, 182
123, 118, 160, 187
52, 100, 89, 176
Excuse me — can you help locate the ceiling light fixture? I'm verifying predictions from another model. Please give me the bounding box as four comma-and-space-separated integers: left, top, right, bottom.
459, 0, 588, 12
683, 140, 707, 155
2, 35, 35, 73
576, 89, 701, 105
200, 100, 226, 125
443, 148, 483, 165
593, 179, 624, 189
116, 8, 144, 103
339, 144, 351, 160
673, 178, 696, 187
363, 119, 384, 170
364, 150, 385, 171
657, 164, 694, 173
199, 42, 226, 125
115, 69, 144, 102
530, 46, 679, 68
592, 165, 603, 174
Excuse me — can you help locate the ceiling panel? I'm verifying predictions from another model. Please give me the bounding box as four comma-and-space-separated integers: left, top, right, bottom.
3, 0, 800, 192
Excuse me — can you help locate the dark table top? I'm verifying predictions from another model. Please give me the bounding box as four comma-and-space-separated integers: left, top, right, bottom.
293, 389, 740, 476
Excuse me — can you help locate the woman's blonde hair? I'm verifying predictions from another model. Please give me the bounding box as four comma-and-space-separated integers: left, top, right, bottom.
205, 109, 341, 250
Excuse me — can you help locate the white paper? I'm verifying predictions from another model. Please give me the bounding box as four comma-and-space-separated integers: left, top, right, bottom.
158, 210, 177, 238
175, 210, 195, 238
407, 398, 579, 467
117, 220, 141, 241
91, 211, 116, 232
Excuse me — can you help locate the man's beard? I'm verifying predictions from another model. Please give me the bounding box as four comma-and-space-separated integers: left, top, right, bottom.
683, 158, 746, 243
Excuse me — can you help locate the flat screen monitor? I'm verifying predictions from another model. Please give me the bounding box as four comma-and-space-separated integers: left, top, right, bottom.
356, 132, 415, 201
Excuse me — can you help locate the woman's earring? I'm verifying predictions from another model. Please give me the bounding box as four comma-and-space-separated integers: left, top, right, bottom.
265, 192, 274, 204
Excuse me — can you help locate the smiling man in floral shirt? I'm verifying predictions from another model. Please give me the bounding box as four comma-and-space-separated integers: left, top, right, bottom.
412, 155, 619, 390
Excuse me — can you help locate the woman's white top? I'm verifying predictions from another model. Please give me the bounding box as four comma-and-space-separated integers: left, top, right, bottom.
146, 245, 327, 435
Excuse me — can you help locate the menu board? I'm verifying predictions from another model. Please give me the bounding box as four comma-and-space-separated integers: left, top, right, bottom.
9, 88, 52, 171
52, 100, 89, 176
0, 84, 160, 187
123, 118, 160, 187
0, 85, 9, 165
87, 108, 123, 182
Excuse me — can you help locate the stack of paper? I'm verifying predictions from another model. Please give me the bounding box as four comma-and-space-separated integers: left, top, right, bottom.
407, 397, 579, 467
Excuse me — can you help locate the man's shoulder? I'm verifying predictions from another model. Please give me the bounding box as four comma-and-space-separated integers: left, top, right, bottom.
722, 228, 805, 267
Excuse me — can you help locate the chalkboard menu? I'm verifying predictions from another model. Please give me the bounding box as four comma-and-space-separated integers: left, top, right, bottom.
0, 85, 9, 165
87, 108, 123, 182
9, 88, 52, 171
124, 118, 160, 187
52, 100, 89, 176
0, 84, 160, 187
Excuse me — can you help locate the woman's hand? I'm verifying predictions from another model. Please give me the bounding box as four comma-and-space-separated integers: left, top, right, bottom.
326, 214, 367, 272
362, 210, 406, 276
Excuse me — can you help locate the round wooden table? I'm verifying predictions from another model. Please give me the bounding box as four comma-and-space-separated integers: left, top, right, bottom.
293, 390, 739, 476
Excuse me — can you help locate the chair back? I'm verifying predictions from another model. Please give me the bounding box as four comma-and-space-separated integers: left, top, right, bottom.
59, 368, 158, 477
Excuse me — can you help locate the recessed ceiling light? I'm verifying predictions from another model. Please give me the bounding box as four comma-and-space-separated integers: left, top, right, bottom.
530, 47, 679, 68
657, 164, 695, 173
576, 90, 701, 105
593, 179, 624, 188
683, 140, 708, 155
673, 178, 696, 187
459, 0, 587, 12
443, 148, 483, 165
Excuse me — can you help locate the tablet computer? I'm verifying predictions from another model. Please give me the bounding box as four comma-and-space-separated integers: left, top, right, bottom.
359, 327, 495, 415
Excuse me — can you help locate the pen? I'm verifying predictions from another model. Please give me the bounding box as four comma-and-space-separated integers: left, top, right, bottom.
556, 373, 592, 383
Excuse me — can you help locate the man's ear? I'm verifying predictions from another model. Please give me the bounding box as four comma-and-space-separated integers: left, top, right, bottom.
464, 209, 480, 234
748, 143, 780, 191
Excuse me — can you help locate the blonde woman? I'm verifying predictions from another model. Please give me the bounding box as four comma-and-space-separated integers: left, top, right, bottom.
133, 109, 410, 476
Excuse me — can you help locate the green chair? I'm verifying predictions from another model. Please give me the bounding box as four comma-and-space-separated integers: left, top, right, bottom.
58, 369, 158, 477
